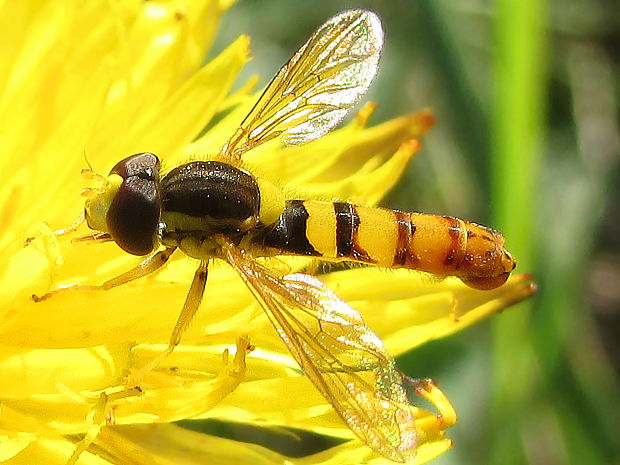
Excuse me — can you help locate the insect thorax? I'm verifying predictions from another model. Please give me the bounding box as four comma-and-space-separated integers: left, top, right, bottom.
160, 161, 262, 259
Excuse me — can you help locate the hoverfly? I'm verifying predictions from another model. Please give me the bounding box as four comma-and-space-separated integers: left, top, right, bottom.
35, 10, 515, 463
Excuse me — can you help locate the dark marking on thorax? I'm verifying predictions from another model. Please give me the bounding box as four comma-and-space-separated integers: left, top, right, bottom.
161, 161, 260, 223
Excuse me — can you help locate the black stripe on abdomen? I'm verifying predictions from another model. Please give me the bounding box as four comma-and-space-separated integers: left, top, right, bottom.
334, 202, 372, 261
393, 211, 416, 267
261, 200, 321, 256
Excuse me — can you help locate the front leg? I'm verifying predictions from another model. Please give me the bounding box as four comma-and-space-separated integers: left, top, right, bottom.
32, 247, 176, 302
25, 213, 86, 246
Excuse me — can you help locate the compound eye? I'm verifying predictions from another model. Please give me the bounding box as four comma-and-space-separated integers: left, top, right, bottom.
106, 153, 162, 255
110, 152, 160, 180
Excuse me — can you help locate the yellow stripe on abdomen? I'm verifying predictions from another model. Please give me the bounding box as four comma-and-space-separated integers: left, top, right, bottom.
349, 204, 398, 266
302, 200, 337, 257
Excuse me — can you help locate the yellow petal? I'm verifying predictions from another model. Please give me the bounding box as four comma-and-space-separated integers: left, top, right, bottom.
0, 430, 37, 462
123, 34, 250, 164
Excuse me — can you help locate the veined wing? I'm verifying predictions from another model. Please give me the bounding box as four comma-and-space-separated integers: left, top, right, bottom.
222, 10, 383, 162
222, 242, 417, 463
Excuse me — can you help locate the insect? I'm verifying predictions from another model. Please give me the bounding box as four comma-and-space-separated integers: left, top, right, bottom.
35, 10, 515, 463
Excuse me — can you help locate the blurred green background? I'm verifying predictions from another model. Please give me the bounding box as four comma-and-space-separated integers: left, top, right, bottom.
209, 1, 620, 464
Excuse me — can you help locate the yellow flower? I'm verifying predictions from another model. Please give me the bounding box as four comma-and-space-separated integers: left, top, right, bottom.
0, 2, 535, 465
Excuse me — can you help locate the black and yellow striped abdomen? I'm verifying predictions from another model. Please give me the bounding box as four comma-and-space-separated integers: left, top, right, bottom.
260, 200, 516, 289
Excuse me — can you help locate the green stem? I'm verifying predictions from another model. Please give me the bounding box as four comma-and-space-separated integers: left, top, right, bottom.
490, 0, 547, 463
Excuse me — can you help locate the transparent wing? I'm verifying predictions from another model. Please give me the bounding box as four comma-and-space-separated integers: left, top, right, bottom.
222, 243, 416, 463
222, 10, 383, 161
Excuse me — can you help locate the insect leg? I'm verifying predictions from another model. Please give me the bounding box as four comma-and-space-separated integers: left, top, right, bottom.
25, 212, 86, 246
92, 248, 177, 290
53, 212, 86, 237
128, 261, 208, 384
32, 247, 176, 302
167, 260, 209, 352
